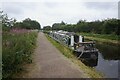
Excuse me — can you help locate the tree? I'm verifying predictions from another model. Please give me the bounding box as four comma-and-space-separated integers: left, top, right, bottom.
52, 21, 66, 30
14, 18, 41, 30
102, 19, 118, 34
61, 21, 66, 25
43, 26, 51, 30
51, 19, 119, 35
1, 11, 16, 31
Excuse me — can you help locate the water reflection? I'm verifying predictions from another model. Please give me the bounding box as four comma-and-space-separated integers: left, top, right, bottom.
78, 40, 119, 78
74, 51, 99, 67
95, 52, 119, 78
85, 39, 119, 60
95, 43, 119, 78
95, 42, 119, 60
81, 58, 98, 67
74, 40, 119, 78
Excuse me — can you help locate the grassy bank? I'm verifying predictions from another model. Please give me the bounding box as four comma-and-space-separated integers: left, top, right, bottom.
45, 34, 103, 78
2, 31, 38, 78
77, 32, 120, 45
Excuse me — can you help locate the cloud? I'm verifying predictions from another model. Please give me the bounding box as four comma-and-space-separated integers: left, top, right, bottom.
83, 2, 118, 20
2, 2, 22, 15
1, 1, 118, 28
84, 2, 118, 10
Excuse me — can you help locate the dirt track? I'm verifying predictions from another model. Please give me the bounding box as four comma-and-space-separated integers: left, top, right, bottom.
21, 32, 87, 78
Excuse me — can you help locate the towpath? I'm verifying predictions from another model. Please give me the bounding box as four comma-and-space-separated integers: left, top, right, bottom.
20, 32, 87, 78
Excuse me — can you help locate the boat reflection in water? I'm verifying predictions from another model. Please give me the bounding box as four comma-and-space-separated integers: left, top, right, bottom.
80, 57, 98, 67
74, 51, 99, 67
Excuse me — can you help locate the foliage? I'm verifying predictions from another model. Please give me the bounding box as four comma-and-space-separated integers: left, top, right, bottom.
52, 21, 66, 30
43, 26, 52, 30
2, 31, 38, 78
51, 19, 119, 35
0, 11, 16, 31
14, 18, 41, 30
1, 11, 41, 30
1, 11, 39, 78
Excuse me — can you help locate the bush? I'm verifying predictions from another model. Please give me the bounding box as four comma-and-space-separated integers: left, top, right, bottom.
2, 31, 38, 78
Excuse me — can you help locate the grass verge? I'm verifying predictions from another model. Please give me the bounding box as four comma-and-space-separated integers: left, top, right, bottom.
77, 32, 120, 45
2, 31, 38, 78
45, 34, 103, 78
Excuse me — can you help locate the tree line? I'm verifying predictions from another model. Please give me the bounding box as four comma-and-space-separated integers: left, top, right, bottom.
1, 11, 41, 31
43, 19, 119, 35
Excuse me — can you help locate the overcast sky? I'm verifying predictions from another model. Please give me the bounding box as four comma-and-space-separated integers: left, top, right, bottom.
1, 0, 119, 28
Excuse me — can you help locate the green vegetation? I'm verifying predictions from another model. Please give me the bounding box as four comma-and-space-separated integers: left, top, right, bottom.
1, 11, 41, 31
77, 32, 120, 45
43, 26, 52, 30
1, 11, 39, 78
2, 31, 38, 78
78, 32, 120, 40
50, 19, 119, 35
46, 34, 103, 78
14, 18, 41, 30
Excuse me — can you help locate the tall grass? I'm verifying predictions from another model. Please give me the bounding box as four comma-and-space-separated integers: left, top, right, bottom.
2, 31, 38, 78
46, 34, 103, 78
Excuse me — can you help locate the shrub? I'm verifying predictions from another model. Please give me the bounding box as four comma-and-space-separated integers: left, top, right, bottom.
2, 31, 38, 78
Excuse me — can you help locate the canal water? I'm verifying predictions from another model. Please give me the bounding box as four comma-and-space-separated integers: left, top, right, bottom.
85, 41, 119, 78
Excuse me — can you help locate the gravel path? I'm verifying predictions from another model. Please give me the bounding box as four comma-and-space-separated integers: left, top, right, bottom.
21, 32, 87, 78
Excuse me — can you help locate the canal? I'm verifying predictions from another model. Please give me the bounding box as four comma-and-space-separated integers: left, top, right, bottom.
95, 42, 119, 78
84, 39, 119, 78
